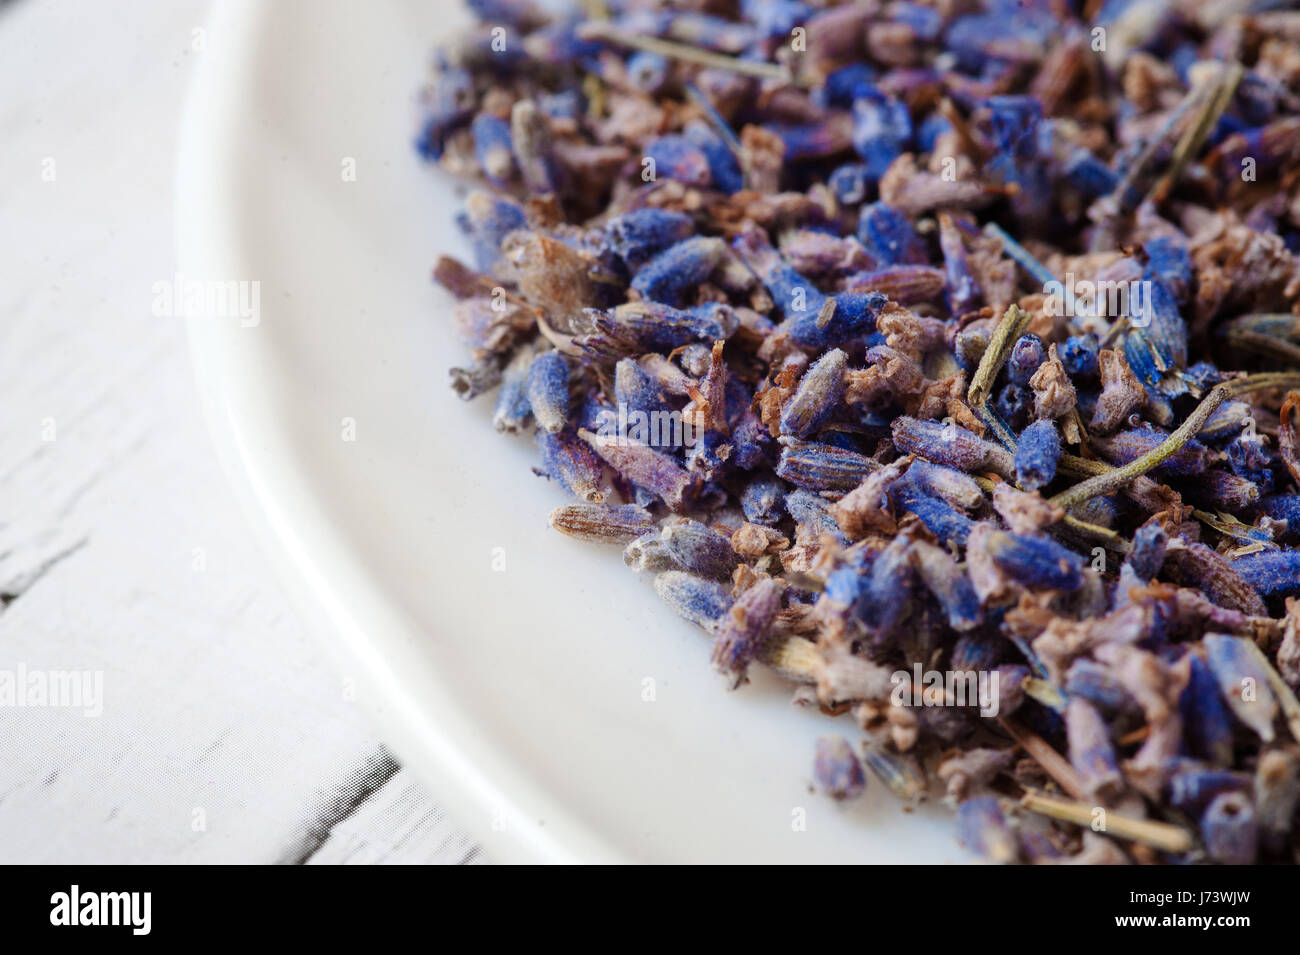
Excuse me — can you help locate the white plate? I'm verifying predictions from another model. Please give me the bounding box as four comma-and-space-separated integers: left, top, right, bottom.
178, 0, 972, 863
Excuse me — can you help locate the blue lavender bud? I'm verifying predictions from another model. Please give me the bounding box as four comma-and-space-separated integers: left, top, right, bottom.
993, 382, 1031, 430
1125, 523, 1168, 581
456, 191, 527, 272
536, 427, 605, 503
986, 530, 1085, 591
1064, 659, 1137, 716
1260, 494, 1300, 540
781, 349, 847, 439
1204, 633, 1279, 741
1066, 697, 1123, 800
776, 438, 878, 491
604, 208, 696, 272
1201, 792, 1258, 865
470, 113, 516, 187
1058, 334, 1100, 379
1179, 655, 1236, 767
1142, 236, 1194, 304
625, 50, 669, 92
1228, 551, 1300, 599
683, 120, 744, 194
711, 577, 784, 686
526, 350, 570, 433
1007, 334, 1046, 386
1063, 148, 1118, 197
813, 735, 866, 801
827, 162, 871, 206
1015, 419, 1061, 491
890, 484, 975, 546
818, 64, 878, 108
740, 475, 786, 526
630, 236, 728, 307
957, 796, 1017, 863
851, 94, 912, 180
492, 347, 535, 434
653, 571, 733, 630
785, 489, 850, 545
660, 519, 740, 580
857, 201, 926, 266
644, 134, 712, 187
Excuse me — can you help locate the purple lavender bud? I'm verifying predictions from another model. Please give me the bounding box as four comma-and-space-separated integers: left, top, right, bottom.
644, 134, 712, 187
1124, 277, 1188, 398
1015, 419, 1061, 491
415, 65, 474, 160
731, 408, 774, 471
731, 227, 829, 320
1229, 551, 1300, 598
1181, 469, 1262, 512
590, 301, 737, 353
951, 633, 1007, 672
781, 349, 847, 438
851, 95, 912, 180
614, 357, 676, 422
856, 201, 926, 266
813, 735, 867, 801
992, 383, 1030, 430
985, 530, 1085, 591
536, 428, 605, 503
1260, 494, 1300, 540
653, 570, 733, 630
957, 796, 1017, 864
630, 236, 728, 307
471, 113, 516, 187
1058, 334, 1100, 379
890, 483, 975, 546
580, 429, 698, 511
1063, 148, 1118, 197
1203, 633, 1279, 742
449, 354, 504, 401
740, 475, 786, 526
785, 489, 850, 545
456, 190, 527, 271
841, 265, 946, 305
1124, 523, 1168, 581
1226, 432, 1275, 492
859, 537, 914, 632
955, 323, 991, 371
1066, 698, 1123, 800
783, 292, 888, 351
1007, 334, 1046, 386
938, 214, 980, 316
1201, 791, 1258, 865
1143, 237, 1194, 304
625, 50, 669, 92
1179, 655, 1235, 767
492, 347, 535, 434
548, 503, 656, 543
683, 119, 743, 195
659, 519, 741, 580
1064, 659, 1137, 717
891, 416, 1015, 477
910, 540, 981, 630
904, 460, 984, 510
828, 162, 871, 205
1092, 428, 1210, 477
711, 577, 784, 687
527, 350, 570, 433
1168, 768, 1251, 818
624, 532, 679, 574
604, 208, 695, 272
776, 437, 877, 490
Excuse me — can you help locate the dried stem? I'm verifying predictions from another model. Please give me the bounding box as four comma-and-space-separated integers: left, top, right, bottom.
1020, 791, 1195, 854
968, 303, 1031, 448
999, 717, 1086, 801
578, 21, 791, 82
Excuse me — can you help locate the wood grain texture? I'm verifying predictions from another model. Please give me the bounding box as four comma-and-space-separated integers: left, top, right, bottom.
0, 0, 484, 864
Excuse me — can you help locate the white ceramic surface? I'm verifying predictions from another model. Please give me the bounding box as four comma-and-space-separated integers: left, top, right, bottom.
179, 0, 972, 863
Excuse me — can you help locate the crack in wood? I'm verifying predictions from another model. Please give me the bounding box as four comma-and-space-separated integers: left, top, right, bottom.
275, 749, 401, 865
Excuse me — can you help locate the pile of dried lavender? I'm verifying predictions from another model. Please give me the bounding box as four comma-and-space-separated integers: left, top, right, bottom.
418, 0, 1300, 864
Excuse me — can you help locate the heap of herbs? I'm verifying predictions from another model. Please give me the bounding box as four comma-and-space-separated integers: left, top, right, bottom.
418, 0, 1300, 864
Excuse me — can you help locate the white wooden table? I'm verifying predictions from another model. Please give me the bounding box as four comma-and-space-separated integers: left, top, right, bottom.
0, 0, 485, 864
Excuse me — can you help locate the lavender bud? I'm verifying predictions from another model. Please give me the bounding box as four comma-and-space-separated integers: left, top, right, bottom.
813, 735, 867, 801
1014, 419, 1061, 491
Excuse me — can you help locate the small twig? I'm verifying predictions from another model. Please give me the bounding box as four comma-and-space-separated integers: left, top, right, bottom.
1049, 373, 1300, 510
1061, 514, 1131, 552
982, 223, 1079, 323
968, 303, 1031, 449
999, 717, 1086, 801
1151, 62, 1244, 203
684, 80, 743, 157
1225, 328, 1300, 367
1112, 84, 1207, 212
578, 21, 791, 82
1020, 791, 1195, 854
